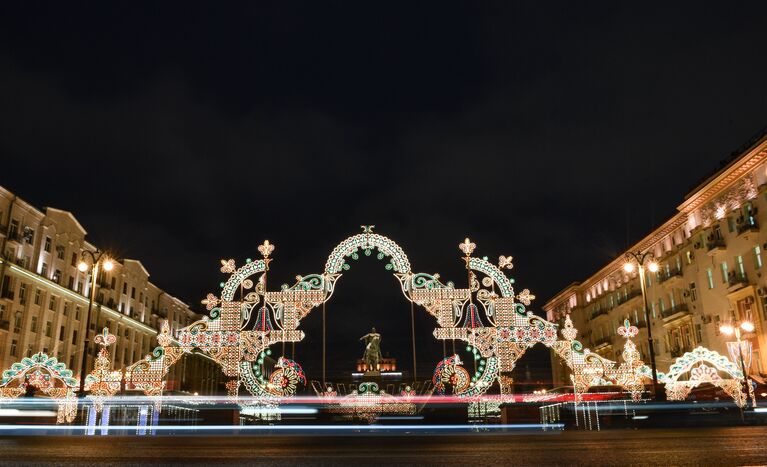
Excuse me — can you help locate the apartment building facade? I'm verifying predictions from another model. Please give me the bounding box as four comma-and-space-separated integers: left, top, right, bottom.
544, 133, 767, 387
0, 185, 222, 394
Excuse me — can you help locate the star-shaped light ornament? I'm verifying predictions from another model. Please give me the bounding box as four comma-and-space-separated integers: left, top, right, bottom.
220, 259, 236, 274
498, 255, 514, 270
258, 240, 275, 258
459, 238, 476, 256
516, 289, 536, 305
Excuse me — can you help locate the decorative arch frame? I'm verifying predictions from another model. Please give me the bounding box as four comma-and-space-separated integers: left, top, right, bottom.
661, 346, 746, 406
0, 352, 78, 423
134, 229, 642, 400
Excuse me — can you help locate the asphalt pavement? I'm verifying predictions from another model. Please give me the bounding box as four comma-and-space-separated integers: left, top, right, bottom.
0, 426, 764, 466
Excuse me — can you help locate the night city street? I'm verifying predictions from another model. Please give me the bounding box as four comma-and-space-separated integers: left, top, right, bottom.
3, 2, 767, 465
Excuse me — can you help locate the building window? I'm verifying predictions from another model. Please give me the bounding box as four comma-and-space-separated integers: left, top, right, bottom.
68, 276, 74, 289
122, 283, 127, 294
755, 246, 763, 269
8, 220, 18, 238
75, 306, 81, 320
736, 255, 746, 278
111, 277, 116, 289
59, 325, 65, 341
689, 282, 698, 301
706, 268, 714, 289
44, 237, 51, 253
651, 302, 657, 319
686, 251, 694, 265
10, 340, 17, 357
727, 217, 736, 233
34, 288, 42, 305
658, 297, 665, 313
19, 283, 27, 305
56, 247, 64, 260
72, 330, 78, 345
645, 271, 652, 288
40, 262, 48, 277
131, 287, 136, 299
714, 315, 721, 335
30, 316, 38, 333
13, 314, 22, 333
71, 252, 78, 267
53, 269, 61, 283
49, 295, 57, 310
720, 262, 728, 283
44, 321, 52, 337
69, 355, 75, 370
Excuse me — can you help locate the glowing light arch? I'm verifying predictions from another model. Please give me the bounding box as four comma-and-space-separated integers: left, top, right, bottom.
136, 228, 637, 400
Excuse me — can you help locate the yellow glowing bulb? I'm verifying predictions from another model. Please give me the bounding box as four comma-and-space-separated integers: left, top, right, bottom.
77, 261, 89, 272
623, 262, 635, 273
720, 324, 735, 336
741, 321, 755, 333
102, 259, 114, 271
647, 262, 659, 273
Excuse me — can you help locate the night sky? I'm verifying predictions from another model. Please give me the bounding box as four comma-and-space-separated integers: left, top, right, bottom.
2, 3, 767, 382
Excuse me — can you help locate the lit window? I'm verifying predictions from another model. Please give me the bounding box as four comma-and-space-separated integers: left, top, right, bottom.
720, 262, 728, 283
755, 246, 763, 269
706, 268, 714, 289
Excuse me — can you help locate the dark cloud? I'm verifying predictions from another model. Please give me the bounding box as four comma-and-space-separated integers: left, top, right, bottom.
2, 2, 767, 380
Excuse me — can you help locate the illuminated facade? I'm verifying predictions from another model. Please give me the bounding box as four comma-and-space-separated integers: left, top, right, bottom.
544, 133, 767, 387
0, 185, 220, 393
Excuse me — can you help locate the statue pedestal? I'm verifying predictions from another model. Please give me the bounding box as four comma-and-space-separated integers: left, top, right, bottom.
362, 371, 381, 384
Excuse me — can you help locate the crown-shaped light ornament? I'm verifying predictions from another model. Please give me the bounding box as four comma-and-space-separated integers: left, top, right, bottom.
459, 237, 476, 256
93, 327, 116, 347
516, 289, 536, 306
258, 240, 275, 258
561, 314, 578, 341
617, 319, 639, 339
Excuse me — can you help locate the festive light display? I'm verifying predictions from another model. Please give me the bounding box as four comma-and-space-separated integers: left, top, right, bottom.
661, 346, 747, 407
325, 382, 416, 423
85, 328, 123, 412
106, 228, 644, 403
0, 352, 78, 423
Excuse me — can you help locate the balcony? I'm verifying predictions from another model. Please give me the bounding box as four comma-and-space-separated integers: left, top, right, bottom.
659, 267, 683, 284
706, 238, 726, 256
727, 272, 749, 292
617, 289, 642, 305
737, 214, 759, 236
5, 233, 23, 245
661, 303, 690, 321
590, 308, 609, 320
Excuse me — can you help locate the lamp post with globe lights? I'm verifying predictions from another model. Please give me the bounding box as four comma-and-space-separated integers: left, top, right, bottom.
720, 319, 757, 408
623, 250, 662, 401
76, 250, 114, 397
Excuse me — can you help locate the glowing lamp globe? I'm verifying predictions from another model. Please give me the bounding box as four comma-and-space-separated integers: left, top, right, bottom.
623, 262, 635, 273
741, 321, 755, 333
719, 324, 735, 336
77, 261, 89, 272
647, 262, 659, 273
102, 259, 114, 271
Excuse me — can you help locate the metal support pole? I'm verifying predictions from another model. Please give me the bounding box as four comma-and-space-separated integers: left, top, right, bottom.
78, 261, 99, 397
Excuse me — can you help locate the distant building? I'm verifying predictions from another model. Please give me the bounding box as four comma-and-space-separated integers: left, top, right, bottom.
0, 185, 221, 394
544, 132, 767, 387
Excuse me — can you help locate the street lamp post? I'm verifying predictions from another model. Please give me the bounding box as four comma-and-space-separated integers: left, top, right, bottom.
76, 250, 114, 397
623, 251, 663, 401
720, 319, 756, 409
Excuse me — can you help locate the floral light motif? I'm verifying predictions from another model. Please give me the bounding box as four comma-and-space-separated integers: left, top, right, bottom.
220, 259, 236, 273
93, 327, 117, 347
498, 255, 514, 270
516, 289, 536, 305
617, 319, 638, 338
258, 240, 275, 258
459, 238, 476, 256
201, 293, 219, 311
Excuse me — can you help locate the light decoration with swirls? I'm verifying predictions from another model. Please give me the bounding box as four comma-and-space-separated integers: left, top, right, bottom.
85, 327, 123, 412
124, 228, 636, 402
661, 346, 747, 407
0, 352, 78, 423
